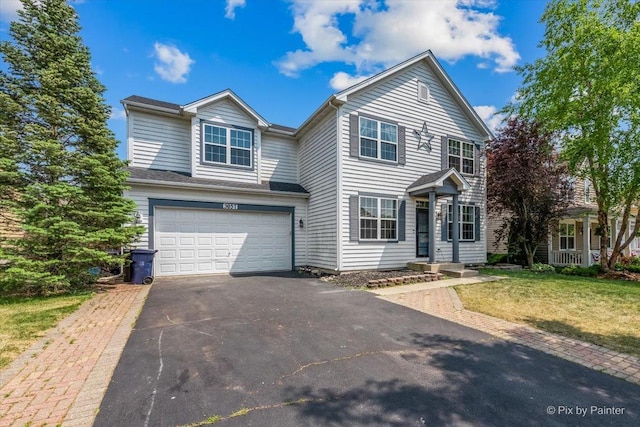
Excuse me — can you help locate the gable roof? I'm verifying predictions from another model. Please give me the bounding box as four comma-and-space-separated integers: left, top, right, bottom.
407, 167, 471, 194
182, 89, 269, 128
297, 50, 493, 140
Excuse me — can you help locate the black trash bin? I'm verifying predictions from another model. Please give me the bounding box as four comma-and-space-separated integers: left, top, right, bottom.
130, 249, 157, 284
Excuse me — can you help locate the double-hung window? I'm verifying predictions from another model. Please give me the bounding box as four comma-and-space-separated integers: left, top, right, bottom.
447, 204, 476, 241
559, 223, 575, 250
359, 117, 397, 162
360, 196, 397, 240
448, 139, 474, 174
203, 123, 252, 167
584, 179, 591, 204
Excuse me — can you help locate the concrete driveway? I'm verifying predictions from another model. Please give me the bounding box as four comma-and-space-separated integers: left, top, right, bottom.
95, 273, 639, 426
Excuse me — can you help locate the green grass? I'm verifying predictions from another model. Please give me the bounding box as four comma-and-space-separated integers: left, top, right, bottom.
0, 293, 92, 369
455, 269, 640, 356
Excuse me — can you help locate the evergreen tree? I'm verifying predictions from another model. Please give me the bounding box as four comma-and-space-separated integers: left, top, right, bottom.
0, 0, 142, 294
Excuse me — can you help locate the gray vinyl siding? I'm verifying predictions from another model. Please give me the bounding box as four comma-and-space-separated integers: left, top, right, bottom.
298, 113, 338, 270
261, 134, 298, 183
486, 213, 508, 253
192, 99, 260, 183
129, 111, 191, 173
125, 185, 308, 266
339, 60, 487, 270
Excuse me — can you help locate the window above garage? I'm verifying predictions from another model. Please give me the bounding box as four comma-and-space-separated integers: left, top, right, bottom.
201, 122, 253, 169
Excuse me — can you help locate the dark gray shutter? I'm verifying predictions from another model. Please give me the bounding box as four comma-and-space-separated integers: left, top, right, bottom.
398, 200, 406, 241
398, 126, 406, 165
441, 202, 448, 241
441, 136, 448, 169
349, 195, 359, 241
475, 206, 481, 241
349, 114, 359, 157
474, 142, 481, 176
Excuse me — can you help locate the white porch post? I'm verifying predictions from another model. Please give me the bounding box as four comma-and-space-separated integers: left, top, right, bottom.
582, 215, 590, 267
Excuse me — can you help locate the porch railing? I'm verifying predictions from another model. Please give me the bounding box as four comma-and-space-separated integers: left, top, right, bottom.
551, 251, 583, 266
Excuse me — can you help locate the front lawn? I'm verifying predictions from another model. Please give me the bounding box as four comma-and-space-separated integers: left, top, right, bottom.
456, 269, 640, 357
0, 293, 92, 369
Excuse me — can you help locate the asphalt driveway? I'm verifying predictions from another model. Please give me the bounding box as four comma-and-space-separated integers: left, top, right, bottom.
95, 273, 639, 426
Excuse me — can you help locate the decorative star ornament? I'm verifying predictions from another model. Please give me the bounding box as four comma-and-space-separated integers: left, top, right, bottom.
415, 121, 435, 152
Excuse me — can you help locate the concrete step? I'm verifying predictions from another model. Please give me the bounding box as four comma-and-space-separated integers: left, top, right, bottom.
441, 269, 479, 278
407, 262, 465, 273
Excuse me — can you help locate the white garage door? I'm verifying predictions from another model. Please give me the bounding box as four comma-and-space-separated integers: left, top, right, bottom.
154, 208, 291, 276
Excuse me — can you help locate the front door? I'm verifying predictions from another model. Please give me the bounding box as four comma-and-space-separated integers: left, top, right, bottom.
416, 207, 429, 257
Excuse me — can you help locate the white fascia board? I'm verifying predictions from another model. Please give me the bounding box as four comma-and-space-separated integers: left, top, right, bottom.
122, 100, 182, 116
182, 89, 269, 128
127, 178, 310, 199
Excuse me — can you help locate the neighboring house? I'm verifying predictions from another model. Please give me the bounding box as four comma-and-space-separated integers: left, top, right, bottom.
487, 176, 639, 266
123, 50, 493, 277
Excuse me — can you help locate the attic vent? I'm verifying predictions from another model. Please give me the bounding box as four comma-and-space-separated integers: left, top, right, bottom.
417, 81, 429, 103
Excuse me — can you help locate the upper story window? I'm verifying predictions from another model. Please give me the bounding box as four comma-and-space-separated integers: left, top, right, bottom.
202, 123, 252, 168
584, 179, 591, 204
360, 196, 397, 241
447, 204, 476, 241
448, 139, 474, 174
359, 117, 397, 162
559, 223, 575, 250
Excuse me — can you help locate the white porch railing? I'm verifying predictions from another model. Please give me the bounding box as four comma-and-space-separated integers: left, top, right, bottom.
551, 251, 583, 266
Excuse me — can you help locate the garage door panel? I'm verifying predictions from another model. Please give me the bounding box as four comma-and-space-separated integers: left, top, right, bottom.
155, 208, 291, 276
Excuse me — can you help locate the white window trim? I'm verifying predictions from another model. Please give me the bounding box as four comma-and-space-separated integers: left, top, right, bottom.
559, 222, 576, 251
448, 138, 475, 175
202, 123, 253, 168
359, 117, 398, 163
447, 204, 476, 242
359, 196, 398, 241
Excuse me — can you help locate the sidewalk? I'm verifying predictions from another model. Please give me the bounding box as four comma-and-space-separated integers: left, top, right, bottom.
0, 284, 150, 427
375, 278, 640, 386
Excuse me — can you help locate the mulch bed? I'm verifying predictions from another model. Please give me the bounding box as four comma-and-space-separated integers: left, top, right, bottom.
322, 269, 441, 288
599, 271, 640, 282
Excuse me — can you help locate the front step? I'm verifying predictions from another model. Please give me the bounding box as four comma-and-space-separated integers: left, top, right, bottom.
407, 262, 465, 273
440, 269, 479, 278
407, 262, 478, 278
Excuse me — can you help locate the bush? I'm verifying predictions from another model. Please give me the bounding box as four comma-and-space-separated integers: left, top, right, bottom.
487, 253, 510, 265
615, 263, 640, 273
530, 263, 556, 273
559, 264, 602, 277
618, 255, 640, 267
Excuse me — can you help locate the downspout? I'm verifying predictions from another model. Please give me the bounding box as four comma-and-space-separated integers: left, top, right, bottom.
329, 99, 342, 272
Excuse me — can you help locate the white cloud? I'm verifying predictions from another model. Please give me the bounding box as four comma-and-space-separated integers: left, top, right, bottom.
152, 42, 194, 84
275, 0, 520, 84
474, 105, 506, 133
0, 0, 23, 22
329, 71, 371, 90
110, 107, 127, 121
225, 0, 246, 19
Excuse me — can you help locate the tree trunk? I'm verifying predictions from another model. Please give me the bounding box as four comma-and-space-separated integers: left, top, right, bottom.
524, 244, 535, 268
598, 209, 609, 271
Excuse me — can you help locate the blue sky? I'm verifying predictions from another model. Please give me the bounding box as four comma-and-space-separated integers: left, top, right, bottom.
0, 0, 547, 159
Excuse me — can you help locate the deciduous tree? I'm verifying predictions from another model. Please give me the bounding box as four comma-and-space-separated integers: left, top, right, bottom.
487, 118, 573, 267
511, 0, 640, 270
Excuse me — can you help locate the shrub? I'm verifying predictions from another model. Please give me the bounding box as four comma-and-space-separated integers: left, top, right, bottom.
530, 263, 556, 273
616, 263, 640, 273
560, 264, 601, 277
487, 253, 510, 265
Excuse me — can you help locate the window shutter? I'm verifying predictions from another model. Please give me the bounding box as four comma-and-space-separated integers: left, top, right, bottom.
398, 126, 406, 165
349, 195, 359, 241
441, 136, 448, 169
398, 200, 406, 241
349, 114, 359, 158
474, 142, 481, 176
441, 202, 448, 241
475, 206, 481, 241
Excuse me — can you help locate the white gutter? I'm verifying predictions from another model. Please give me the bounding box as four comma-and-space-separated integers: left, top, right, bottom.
122, 101, 182, 116
127, 178, 310, 198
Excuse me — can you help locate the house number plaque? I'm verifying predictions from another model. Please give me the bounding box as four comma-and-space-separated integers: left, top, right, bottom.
223, 203, 239, 210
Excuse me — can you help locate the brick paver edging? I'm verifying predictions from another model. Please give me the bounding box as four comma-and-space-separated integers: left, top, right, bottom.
0, 284, 150, 427
380, 287, 640, 386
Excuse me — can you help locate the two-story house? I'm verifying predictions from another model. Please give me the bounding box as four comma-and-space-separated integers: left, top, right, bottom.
122, 50, 493, 277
